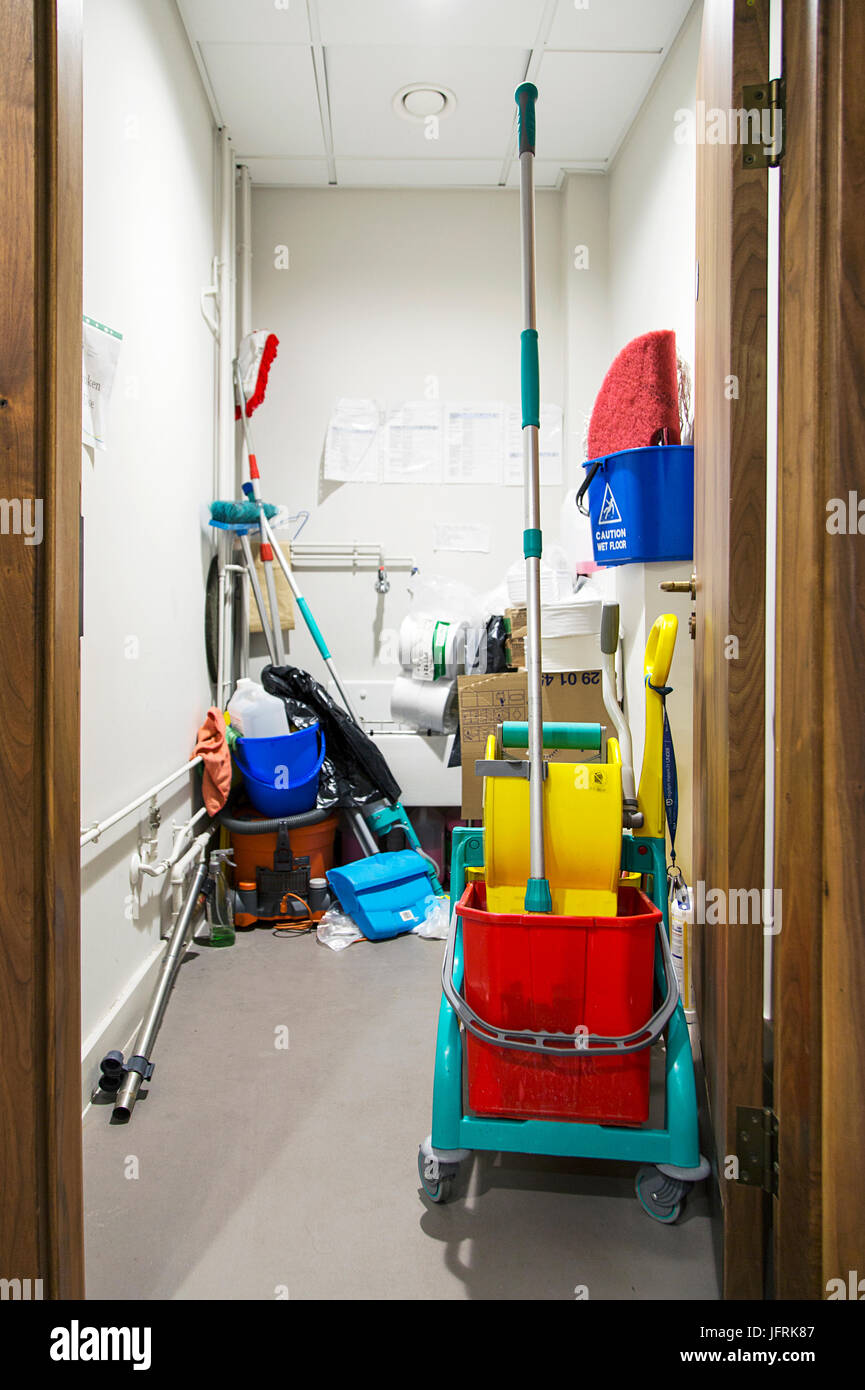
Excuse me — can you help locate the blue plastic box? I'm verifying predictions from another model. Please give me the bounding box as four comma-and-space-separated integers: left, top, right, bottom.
327, 850, 438, 941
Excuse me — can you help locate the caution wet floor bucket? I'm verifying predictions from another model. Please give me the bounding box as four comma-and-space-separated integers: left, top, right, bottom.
578, 444, 694, 567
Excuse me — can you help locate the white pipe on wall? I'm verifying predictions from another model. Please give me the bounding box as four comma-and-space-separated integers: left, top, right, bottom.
170, 830, 213, 930
234, 162, 254, 674
238, 164, 253, 339
134, 805, 210, 881
80, 758, 203, 849
216, 127, 237, 709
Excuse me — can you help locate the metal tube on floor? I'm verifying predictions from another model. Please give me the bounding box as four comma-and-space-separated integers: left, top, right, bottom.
112, 854, 210, 1123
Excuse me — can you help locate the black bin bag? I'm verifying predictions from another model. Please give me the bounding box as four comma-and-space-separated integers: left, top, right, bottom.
262, 665, 402, 810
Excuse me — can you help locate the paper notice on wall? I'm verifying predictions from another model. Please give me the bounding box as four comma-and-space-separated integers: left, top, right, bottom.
381, 401, 443, 483
433, 521, 491, 553
82, 315, 123, 452
444, 402, 504, 485
503, 403, 563, 486
323, 398, 381, 482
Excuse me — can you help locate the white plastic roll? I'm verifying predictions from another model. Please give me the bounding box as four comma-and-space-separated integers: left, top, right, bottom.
398, 615, 466, 681
390, 674, 459, 734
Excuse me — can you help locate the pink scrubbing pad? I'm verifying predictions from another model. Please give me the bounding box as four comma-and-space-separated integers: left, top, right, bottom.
587, 330, 680, 459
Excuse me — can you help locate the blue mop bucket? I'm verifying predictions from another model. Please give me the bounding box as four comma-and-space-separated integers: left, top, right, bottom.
578, 444, 694, 566
233, 723, 325, 817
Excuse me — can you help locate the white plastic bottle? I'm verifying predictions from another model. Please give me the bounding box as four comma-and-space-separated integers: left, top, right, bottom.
670, 883, 700, 1058
227, 678, 289, 738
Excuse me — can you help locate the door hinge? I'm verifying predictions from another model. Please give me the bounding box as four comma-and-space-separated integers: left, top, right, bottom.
742, 78, 785, 168
736, 1105, 779, 1194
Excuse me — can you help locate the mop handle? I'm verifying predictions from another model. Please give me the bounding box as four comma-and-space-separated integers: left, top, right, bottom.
234, 364, 270, 558
516, 83, 540, 436
515, 82, 550, 915
234, 363, 286, 664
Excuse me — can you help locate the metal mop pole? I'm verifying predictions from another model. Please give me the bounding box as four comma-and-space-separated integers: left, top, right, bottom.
516, 83, 551, 914
234, 363, 287, 665
112, 853, 210, 1122
238, 529, 279, 667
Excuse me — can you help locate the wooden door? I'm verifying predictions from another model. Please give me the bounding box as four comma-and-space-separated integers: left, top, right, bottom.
693, 0, 770, 1300
774, 0, 865, 1301
0, 0, 84, 1297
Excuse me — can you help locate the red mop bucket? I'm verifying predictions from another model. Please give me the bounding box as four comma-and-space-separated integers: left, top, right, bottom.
451, 881, 667, 1126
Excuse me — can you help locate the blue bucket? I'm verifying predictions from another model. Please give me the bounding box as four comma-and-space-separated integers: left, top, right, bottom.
233, 725, 325, 817
578, 444, 694, 566
235, 722, 321, 783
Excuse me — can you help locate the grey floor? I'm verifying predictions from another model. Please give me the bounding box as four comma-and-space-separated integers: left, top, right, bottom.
83, 927, 720, 1301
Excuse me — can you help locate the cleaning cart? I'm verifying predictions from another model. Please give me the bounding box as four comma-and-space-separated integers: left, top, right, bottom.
418, 83, 708, 1222
420, 611, 709, 1220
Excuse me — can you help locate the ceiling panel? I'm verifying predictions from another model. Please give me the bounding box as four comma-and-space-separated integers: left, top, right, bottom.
178, 0, 310, 44
200, 43, 326, 158
317, 0, 547, 47
535, 50, 661, 160
327, 45, 526, 159
176, 0, 696, 186
334, 158, 505, 188
547, 0, 693, 51
244, 158, 332, 186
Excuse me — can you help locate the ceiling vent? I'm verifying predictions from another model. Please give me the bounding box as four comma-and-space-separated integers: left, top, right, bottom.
393, 83, 456, 123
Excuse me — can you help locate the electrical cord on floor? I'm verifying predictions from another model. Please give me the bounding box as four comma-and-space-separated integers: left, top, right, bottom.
271, 891, 316, 938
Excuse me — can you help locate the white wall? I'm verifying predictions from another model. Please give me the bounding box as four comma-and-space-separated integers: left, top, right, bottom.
76, 4, 703, 1074
607, 0, 703, 875
80, 0, 216, 1084
250, 187, 567, 686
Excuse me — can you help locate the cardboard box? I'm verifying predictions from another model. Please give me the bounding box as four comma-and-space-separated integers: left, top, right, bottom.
457, 669, 609, 819
249, 548, 295, 635
504, 606, 527, 669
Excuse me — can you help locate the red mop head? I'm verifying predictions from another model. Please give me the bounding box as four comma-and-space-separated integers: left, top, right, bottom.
587, 330, 680, 459
235, 330, 279, 419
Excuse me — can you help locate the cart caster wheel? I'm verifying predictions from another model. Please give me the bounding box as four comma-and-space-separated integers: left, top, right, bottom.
417, 1147, 458, 1204
635, 1165, 688, 1223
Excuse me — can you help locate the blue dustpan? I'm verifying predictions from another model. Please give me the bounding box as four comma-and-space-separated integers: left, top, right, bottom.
326, 850, 438, 941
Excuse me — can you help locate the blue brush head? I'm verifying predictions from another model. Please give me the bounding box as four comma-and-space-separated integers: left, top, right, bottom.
210, 499, 278, 524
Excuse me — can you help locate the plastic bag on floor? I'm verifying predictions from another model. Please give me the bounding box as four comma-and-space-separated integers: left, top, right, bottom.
316, 905, 365, 952
412, 894, 451, 940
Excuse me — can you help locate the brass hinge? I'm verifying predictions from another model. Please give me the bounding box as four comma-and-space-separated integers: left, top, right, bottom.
736, 1106, 779, 1194
742, 78, 785, 168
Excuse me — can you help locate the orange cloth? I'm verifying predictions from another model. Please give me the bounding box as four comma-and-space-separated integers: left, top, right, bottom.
193, 707, 232, 815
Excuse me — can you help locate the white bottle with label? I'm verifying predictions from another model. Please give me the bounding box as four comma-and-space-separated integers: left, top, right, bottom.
227, 678, 289, 738
670, 883, 700, 1059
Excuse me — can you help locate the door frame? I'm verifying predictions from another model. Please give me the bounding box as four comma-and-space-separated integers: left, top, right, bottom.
693, 0, 770, 1301
0, 0, 84, 1298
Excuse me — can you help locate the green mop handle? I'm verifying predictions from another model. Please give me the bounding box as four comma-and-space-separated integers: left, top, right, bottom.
515, 82, 550, 915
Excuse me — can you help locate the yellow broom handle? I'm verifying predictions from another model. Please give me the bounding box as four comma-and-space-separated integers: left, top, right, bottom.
636, 614, 678, 839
